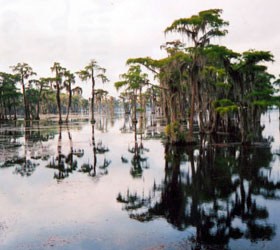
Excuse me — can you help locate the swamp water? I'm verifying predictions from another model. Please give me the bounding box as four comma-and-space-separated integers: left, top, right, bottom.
0, 112, 280, 250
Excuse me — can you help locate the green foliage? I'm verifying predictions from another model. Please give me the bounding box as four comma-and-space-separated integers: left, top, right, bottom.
204, 45, 240, 59
242, 50, 274, 65
97, 74, 109, 84
115, 81, 128, 91
50, 62, 65, 78
214, 82, 231, 89
0, 72, 22, 102
10, 62, 37, 80
76, 59, 109, 84
165, 122, 186, 142
165, 9, 229, 47
251, 100, 277, 107
213, 99, 238, 115
76, 70, 90, 81
215, 105, 238, 115
136, 108, 144, 112
127, 57, 160, 71
213, 99, 236, 108
114, 65, 148, 92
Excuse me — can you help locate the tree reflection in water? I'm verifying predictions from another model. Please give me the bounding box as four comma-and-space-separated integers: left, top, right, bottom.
46, 124, 78, 180
79, 124, 97, 177
79, 123, 111, 177
117, 136, 280, 249
43, 121, 112, 180
4, 121, 54, 176
121, 114, 149, 178
120, 114, 133, 133
1, 115, 279, 248
0, 118, 112, 181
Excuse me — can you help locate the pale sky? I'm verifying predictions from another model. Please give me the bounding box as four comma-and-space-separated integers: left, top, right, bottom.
0, 0, 279, 98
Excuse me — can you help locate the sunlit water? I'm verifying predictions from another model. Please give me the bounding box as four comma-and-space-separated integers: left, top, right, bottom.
0, 111, 279, 250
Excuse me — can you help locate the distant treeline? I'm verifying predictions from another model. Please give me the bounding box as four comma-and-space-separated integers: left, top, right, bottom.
0, 61, 117, 123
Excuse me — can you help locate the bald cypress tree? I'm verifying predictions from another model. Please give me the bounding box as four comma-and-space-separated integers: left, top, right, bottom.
76, 59, 109, 123
10, 63, 36, 121
165, 9, 229, 142
50, 62, 66, 124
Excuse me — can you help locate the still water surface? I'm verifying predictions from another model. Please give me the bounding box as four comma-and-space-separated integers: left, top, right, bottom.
0, 112, 280, 250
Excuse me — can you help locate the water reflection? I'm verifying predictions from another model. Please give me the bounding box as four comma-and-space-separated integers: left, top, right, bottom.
127, 136, 149, 178
121, 115, 150, 178
95, 116, 109, 132
0, 113, 280, 249
83, 122, 110, 177
0, 121, 55, 175
79, 124, 111, 176
79, 124, 97, 177
0, 118, 112, 181
120, 114, 133, 133
117, 137, 280, 249
46, 124, 78, 180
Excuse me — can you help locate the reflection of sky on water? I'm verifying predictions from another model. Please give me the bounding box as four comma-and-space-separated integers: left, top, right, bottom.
0, 117, 176, 250
0, 113, 280, 249
262, 110, 280, 186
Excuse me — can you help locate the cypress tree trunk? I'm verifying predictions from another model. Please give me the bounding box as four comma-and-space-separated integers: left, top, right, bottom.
239, 106, 248, 145
55, 68, 63, 124
195, 87, 205, 134
187, 79, 196, 143
91, 69, 95, 123
13, 98, 17, 120
35, 103, 40, 120
3, 100, 7, 120
35, 98, 40, 120
21, 78, 30, 121
8, 98, 11, 120
151, 87, 155, 115
91, 124, 97, 176
56, 85, 62, 124
66, 83, 72, 122
133, 92, 137, 124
